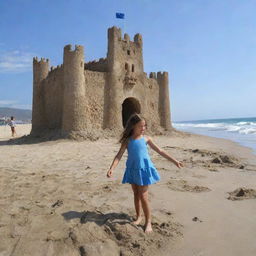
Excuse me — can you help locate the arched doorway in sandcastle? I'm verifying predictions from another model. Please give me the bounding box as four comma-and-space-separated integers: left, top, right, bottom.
122, 97, 141, 127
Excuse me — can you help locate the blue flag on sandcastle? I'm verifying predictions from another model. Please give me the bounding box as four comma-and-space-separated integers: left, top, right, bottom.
116, 12, 125, 19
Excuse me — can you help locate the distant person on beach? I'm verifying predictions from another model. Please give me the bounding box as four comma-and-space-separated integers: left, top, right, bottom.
106, 113, 184, 233
8, 116, 17, 137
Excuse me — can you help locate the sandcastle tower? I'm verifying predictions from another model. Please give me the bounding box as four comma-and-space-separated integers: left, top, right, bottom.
62, 45, 87, 134
32, 57, 49, 134
31, 26, 172, 138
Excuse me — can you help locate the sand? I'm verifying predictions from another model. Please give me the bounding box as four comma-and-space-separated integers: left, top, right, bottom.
0, 124, 256, 256
0, 124, 31, 140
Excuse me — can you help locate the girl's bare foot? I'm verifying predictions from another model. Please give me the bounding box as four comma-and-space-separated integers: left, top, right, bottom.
132, 216, 142, 225
144, 222, 153, 233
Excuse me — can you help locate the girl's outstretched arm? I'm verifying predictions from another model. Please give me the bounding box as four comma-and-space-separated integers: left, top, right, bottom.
107, 142, 127, 177
147, 136, 184, 168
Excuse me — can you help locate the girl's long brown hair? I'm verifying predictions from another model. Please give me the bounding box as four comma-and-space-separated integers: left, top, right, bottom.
119, 113, 146, 145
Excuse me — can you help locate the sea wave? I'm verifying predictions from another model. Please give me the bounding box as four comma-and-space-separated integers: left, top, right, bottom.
173, 121, 256, 135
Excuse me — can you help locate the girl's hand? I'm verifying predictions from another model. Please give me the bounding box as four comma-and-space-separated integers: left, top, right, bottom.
175, 161, 184, 168
107, 169, 113, 178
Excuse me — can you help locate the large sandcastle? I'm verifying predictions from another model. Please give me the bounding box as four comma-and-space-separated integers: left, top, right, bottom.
31, 27, 172, 139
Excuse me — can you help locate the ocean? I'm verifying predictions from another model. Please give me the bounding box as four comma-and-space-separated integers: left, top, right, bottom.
0, 120, 30, 126
173, 117, 256, 154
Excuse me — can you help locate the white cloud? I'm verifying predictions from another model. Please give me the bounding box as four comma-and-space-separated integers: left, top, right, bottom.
0, 100, 18, 105
0, 100, 31, 110
0, 50, 35, 73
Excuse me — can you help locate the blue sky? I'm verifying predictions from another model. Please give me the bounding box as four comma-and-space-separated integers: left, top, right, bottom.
0, 0, 255, 122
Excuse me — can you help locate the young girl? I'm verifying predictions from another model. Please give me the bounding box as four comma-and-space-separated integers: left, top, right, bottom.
106, 113, 183, 233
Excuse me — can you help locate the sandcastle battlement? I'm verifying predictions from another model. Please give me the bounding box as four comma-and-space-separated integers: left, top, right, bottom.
64, 44, 84, 53
157, 71, 168, 79
50, 64, 63, 72
33, 57, 49, 63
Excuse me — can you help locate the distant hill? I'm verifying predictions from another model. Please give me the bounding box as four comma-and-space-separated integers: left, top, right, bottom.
0, 107, 32, 121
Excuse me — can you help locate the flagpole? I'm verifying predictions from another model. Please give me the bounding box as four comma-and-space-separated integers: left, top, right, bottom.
115, 12, 125, 34
123, 12, 125, 33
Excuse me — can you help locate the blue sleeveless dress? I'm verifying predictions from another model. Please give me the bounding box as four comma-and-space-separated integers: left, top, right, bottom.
122, 136, 160, 186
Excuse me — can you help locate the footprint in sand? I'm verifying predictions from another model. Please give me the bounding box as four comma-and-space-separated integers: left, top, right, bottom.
51, 199, 63, 208
227, 188, 256, 200
76, 210, 182, 255
167, 179, 211, 193
192, 216, 203, 222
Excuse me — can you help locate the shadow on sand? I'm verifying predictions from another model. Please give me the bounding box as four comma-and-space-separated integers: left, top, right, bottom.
62, 210, 133, 226
0, 134, 66, 146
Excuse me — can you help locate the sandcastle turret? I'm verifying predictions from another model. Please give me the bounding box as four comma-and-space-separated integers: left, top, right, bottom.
31, 57, 49, 135
62, 45, 87, 134
107, 26, 121, 71
157, 72, 172, 130
133, 33, 143, 73
104, 27, 145, 130
103, 27, 123, 130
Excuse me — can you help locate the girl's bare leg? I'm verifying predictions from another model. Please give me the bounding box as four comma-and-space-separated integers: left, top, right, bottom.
131, 184, 142, 225
138, 185, 152, 233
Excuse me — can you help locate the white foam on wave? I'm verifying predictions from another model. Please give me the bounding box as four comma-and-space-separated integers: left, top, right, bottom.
226, 125, 241, 132
240, 128, 256, 134
174, 122, 224, 128
237, 121, 256, 126
173, 121, 256, 135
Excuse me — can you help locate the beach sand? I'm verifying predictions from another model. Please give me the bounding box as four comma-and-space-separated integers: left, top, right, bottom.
0, 124, 256, 256
0, 124, 31, 140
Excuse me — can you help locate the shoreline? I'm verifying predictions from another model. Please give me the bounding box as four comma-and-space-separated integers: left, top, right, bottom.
1, 123, 255, 155
176, 129, 256, 163
0, 123, 255, 255
187, 129, 256, 156
173, 121, 256, 156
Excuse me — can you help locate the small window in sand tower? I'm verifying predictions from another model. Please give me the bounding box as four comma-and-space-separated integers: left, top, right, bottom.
125, 63, 129, 70
127, 50, 130, 55
132, 64, 135, 72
